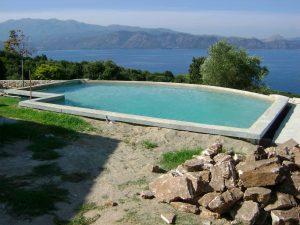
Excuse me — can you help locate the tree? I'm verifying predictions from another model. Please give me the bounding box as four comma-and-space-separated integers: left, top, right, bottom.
101, 60, 121, 80
188, 56, 205, 84
200, 40, 268, 89
82, 61, 105, 79
4, 30, 32, 85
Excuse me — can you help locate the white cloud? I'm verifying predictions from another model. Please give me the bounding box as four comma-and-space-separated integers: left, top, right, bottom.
0, 9, 299, 38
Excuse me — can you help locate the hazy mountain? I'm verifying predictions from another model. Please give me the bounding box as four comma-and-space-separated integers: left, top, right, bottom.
0, 18, 299, 50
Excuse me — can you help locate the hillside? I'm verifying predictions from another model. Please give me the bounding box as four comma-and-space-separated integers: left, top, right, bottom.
0, 18, 299, 50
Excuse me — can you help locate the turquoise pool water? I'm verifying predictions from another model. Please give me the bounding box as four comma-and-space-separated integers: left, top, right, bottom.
43, 83, 271, 128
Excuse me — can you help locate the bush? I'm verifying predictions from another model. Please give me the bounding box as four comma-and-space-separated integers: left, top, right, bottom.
32, 63, 64, 80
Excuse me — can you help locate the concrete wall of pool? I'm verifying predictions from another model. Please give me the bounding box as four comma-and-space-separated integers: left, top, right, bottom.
4, 79, 289, 142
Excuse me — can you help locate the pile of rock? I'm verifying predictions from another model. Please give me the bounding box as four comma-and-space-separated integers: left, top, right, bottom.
149, 140, 300, 225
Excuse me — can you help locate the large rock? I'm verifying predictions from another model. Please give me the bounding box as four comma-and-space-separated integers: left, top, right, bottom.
185, 172, 206, 197
213, 153, 232, 164
244, 187, 272, 206
234, 201, 260, 225
183, 157, 213, 172
199, 206, 221, 220
237, 157, 284, 187
193, 170, 213, 193
277, 172, 300, 200
246, 146, 267, 161
209, 165, 225, 192
170, 202, 199, 214
265, 192, 297, 211
175, 166, 213, 194
198, 192, 220, 208
208, 188, 243, 214
149, 173, 195, 203
220, 160, 238, 189
271, 207, 300, 225
202, 143, 223, 157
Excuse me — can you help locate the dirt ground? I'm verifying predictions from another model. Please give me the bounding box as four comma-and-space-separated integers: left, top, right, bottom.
0, 118, 257, 225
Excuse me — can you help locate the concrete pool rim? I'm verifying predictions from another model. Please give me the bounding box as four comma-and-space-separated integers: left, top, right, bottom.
4, 79, 289, 141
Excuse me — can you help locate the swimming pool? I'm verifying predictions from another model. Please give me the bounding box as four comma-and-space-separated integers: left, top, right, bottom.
6, 80, 289, 141
42, 82, 270, 128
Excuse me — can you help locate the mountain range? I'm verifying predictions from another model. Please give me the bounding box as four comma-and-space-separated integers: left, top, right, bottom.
0, 18, 299, 50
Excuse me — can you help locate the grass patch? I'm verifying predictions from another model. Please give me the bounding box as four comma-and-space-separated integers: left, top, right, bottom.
0, 176, 68, 217
0, 97, 94, 132
160, 148, 202, 170
54, 203, 100, 225
142, 140, 158, 149
31, 163, 63, 177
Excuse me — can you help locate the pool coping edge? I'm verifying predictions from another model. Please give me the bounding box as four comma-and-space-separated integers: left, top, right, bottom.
4, 79, 289, 141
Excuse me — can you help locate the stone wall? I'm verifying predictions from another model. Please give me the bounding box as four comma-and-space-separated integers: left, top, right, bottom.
0, 80, 65, 89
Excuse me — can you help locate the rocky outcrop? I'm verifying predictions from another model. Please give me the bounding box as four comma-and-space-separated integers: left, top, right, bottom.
148, 139, 300, 225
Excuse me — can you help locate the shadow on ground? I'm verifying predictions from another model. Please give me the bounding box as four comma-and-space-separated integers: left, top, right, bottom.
0, 118, 120, 225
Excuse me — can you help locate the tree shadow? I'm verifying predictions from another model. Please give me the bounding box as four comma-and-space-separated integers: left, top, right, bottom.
0, 118, 120, 224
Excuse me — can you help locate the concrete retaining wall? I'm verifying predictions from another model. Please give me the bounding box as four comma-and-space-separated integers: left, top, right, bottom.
0, 80, 65, 89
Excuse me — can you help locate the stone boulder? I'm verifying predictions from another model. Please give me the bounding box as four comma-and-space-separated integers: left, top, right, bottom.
265, 192, 297, 212
234, 201, 260, 225
246, 146, 267, 161
199, 206, 221, 220
183, 157, 212, 172
149, 173, 196, 203
220, 159, 238, 189
277, 172, 300, 200
237, 157, 284, 187
208, 188, 243, 214
209, 164, 225, 192
244, 187, 272, 206
271, 207, 300, 225
210, 159, 237, 191
170, 202, 199, 214
185, 172, 206, 197
213, 153, 232, 164
202, 143, 223, 157
198, 192, 220, 208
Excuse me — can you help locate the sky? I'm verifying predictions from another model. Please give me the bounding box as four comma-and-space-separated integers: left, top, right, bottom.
0, 0, 300, 38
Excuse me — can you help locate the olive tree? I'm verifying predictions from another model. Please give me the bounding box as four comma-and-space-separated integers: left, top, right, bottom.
200, 40, 268, 90
4, 30, 32, 85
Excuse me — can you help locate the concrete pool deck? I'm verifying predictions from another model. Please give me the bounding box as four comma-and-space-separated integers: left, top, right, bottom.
4, 79, 289, 142
273, 98, 300, 144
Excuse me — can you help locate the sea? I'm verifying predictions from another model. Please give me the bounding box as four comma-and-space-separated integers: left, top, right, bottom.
36, 49, 300, 94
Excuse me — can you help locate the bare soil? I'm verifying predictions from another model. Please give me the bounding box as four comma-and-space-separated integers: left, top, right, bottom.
0, 118, 256, 225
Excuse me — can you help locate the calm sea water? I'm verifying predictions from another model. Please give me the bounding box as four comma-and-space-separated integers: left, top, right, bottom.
37, 49, 300, 94
44, 83, 271, 128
